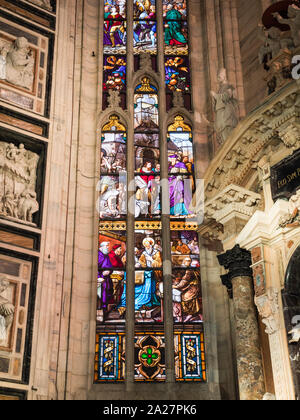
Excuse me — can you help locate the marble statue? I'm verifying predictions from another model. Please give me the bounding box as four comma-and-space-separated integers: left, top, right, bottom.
0, 142, 39, 225
3, 37, 34, 90
210, 68, 239, 145
273, 5, 300, 48
29, 0, 53, 11
258, 25, 293, 65
0, 275, 15, 342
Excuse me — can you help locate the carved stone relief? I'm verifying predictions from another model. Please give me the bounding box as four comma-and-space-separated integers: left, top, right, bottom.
255, 288, 280, 335
278, 189, 300, 228
27, 0, 53, 11
0, 37, 34, 91
0, 17, 50, 115
0, 255, 32, 382
0, 141, 39, 226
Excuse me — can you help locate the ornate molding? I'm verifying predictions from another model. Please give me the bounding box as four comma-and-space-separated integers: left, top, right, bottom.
254, 288, 280, 335
204, 84, 300, 201
205, 184, 261, 224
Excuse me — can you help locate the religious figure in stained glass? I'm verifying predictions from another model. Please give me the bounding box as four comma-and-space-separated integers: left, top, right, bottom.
104, 2, 126, 54
164, 2, 188, 55
172, 269, 202, 323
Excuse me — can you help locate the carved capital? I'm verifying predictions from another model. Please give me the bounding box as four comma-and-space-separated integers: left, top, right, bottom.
217, 244, 253, 280
254, 288, 280, 335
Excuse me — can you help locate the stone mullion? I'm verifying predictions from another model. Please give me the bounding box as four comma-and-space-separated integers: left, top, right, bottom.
157, 0, 175, 385
125, 0, 135, 390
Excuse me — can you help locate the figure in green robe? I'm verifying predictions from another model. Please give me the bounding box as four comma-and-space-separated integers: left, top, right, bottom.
164, 5, 187, 46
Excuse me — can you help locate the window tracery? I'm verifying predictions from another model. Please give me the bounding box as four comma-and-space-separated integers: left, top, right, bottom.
95, 0, 205, 384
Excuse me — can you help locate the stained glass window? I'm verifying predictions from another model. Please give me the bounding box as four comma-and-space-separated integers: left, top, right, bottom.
96, 0, 205, 384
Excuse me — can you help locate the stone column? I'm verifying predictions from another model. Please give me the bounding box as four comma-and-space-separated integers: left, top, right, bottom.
218, 245, 266, 400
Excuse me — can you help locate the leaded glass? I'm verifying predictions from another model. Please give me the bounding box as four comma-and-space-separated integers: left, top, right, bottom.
165, 56, 190, 92
134, 333, 166, 381
174, 332, 206, 381
103, 55, 127, 91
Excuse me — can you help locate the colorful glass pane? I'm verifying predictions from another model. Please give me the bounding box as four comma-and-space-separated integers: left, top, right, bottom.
104, 0, 127, 19
172, 269, 202, 323
165, 56, 190, 92
101, 132, 126, 174
135, 133, 160, 174
168, 131, 193, 171
164, 20, 188, 55
103, 20, 127, 55
163, 0, 187, 20
134, 93, 159, 132
135, 175, 161, 218
97, 270, 126, 323
174, 332, 206, 381
135, 229, 162, 268
134, 270, 163, 322
103, 56, 126, 91
133, 20, 157, 55
98, 175, 127, 219
95, 333, 125, 382
134, 0, 156, 19
134, 334, 166, 381
171, 230, 199, 268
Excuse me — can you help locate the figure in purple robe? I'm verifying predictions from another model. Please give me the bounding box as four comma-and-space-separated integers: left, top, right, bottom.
98, 271, 114, 312
98, 242, 113, 269
168, 155, 192, 216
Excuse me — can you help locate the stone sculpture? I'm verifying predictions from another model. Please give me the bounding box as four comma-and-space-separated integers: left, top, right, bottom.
0, 275, 15, 342
210, 68, 239, 145
258, 24, 293, 65
29, 0, 53, 11
278, 189, 300, 228
0, 141, 39, 225
273, 5, 300, 48
0, 37, 34, 90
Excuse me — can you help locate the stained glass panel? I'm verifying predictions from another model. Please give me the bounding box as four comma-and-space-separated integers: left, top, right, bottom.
174, 332, 206, 381
104, 0, 127, 19
97, 270, 126, 323
135, 133, 160, 174
95, 333, 125, 382
164, 20, 188, 55
133, 20, 157, 55
168, 132, 193, 171
101, 132, 126, 174
171, 230, 199, 267
134, 333, 166, 381
163, 0, 187, 20
103, 56, 126, 91
134, 93, 159, 132
103, 20, 127, 55
134, 0, 156, 19
172, 269, 202, 323
165, 56, 190, 92
98, 175, 127, 219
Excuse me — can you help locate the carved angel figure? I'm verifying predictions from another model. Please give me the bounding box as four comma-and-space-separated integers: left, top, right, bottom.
289, 323, 300, 344
0, 275, 15, 342
273, 5, 300, 48
210, 68, 239, 145
5, 37, 34, 90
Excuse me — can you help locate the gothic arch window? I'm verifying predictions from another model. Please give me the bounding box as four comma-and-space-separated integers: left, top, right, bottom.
95, 0, 205, 384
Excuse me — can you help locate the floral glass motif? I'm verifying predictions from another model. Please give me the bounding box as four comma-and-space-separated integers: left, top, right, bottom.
103, 55, 126, 91
174, 332, 206, 381
165, 56, 190, 92
135, 334, 166, 381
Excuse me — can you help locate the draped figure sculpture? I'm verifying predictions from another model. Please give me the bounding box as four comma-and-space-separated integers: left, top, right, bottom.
210, 68, 239, 145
